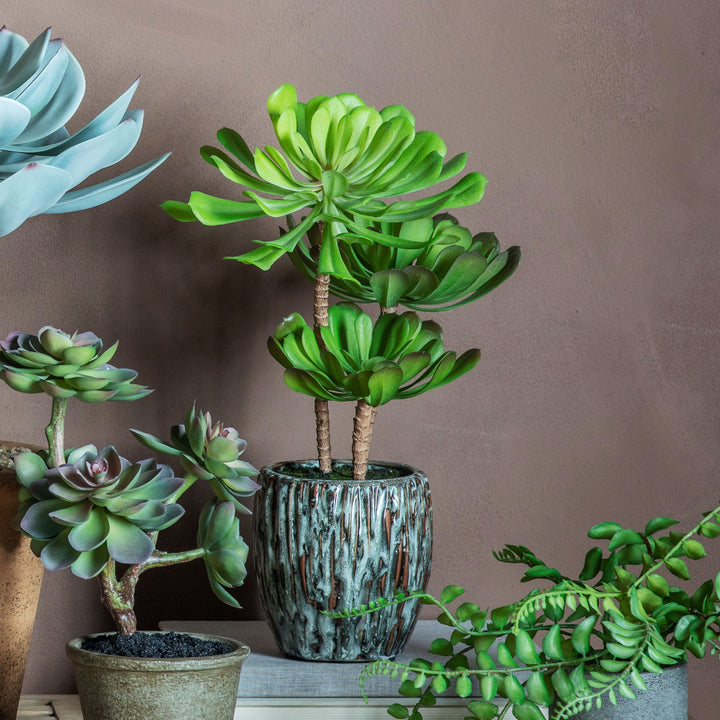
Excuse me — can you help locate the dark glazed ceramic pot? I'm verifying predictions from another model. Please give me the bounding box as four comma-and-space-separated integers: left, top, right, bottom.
551, 663, 687, 720
0, 441, 44, 720
253, 459, 433, 661
66, 632, 250, 720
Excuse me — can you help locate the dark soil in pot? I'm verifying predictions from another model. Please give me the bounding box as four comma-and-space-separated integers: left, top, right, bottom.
278, 459, 407, 481
81, 631, 235, 658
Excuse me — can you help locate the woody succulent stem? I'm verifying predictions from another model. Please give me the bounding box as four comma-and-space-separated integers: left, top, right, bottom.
310, 221, 332, 475
99, 548, 205, 635
349, 305, 394, 480
45, 397, 68, 469
352, 399, 377, 481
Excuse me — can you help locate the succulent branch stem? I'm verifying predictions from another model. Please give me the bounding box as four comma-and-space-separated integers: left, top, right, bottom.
352, 399, 377, 481
45, 397, 68, 468
310, 221, 332, 474
100, 547, 207, 635
99, 559, 138, 635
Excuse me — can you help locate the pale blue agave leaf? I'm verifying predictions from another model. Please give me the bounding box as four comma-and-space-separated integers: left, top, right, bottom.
0, 27, 50, 95
0, 96, 30, 145
0, 162, 71, 235
46, 111, 143, 186
15, 43, 85, 143
12, 40, 68, 113
0, 26, 30, 77
44, 152, 168, 213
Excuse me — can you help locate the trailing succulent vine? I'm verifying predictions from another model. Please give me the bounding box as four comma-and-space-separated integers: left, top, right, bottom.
163, 84, 519, 481
1, 327, 258, 634
329, 507, 720, 719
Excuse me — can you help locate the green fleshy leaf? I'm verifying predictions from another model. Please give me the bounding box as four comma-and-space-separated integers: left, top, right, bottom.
370, 269, 411, 309
14, 452, 49, 486
186, 191, 265, 225
105, 515, 154, 564
40, 528, 80, 570
70, 545, 110, 579
67, 509, 110, 551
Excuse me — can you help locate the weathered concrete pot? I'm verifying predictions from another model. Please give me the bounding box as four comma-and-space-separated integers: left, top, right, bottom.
254, 459, 433, 661
0, 441, 45, 720
66, 631, 250, 720
552, 663, 687, 719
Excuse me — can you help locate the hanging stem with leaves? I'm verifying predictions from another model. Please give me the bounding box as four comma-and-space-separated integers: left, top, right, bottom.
327, 504, 720, 720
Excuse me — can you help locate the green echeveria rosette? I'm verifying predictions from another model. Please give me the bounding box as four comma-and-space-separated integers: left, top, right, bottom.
290, 215, 521, 312
0, 326, 151, 401
131, 405, 260, 515
162, 83, 487, 279
14, 445, 184, 578
267, 302, 481, 407
197, 499, 250, 608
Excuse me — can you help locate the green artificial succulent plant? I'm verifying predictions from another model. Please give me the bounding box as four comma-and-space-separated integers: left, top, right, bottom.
1, 326, 257, 634
131, 403, 260, 516
268, 302, 480, 407
164, 84, 519, 480
334, 507, 720, 720
0, 26, 169, 236
289, 215, 521, 312
0, 326, 151, 468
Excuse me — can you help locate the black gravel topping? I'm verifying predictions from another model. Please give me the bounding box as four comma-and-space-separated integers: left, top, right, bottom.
81, 632, 234, 658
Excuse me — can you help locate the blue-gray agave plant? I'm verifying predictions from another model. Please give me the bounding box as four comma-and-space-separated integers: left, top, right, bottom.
0, 26, 169, 236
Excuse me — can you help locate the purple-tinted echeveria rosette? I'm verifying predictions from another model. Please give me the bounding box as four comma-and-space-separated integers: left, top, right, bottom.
13, 445, 184, 578
131, 404, 260, 515
0, 327, 149, 402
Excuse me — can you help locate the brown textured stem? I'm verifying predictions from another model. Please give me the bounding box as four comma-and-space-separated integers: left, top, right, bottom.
99, 548, 205, 635
352, 399, 377, 481
311, 221, 332, 474
99, 559, 137, 635
314, 398, 332, 474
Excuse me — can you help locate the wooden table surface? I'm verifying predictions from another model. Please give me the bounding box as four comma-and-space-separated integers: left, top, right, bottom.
17, 696, 80, 720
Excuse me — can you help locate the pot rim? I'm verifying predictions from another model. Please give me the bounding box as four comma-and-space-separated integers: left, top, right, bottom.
0, 440, 44, 480
66, 630, 250, 671
263, 459, 426, 485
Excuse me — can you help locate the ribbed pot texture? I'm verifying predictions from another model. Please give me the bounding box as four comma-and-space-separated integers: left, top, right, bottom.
253, 460, 433, 661
0, 441, 45, 720
551, 663, 687, 720
66, 632, 250, 720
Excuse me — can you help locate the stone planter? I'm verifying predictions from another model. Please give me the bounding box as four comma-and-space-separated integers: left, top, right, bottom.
66, 632, 250, 720
0, 441, 45, 720
253, 459, 433, 661
552, 662, 687, 720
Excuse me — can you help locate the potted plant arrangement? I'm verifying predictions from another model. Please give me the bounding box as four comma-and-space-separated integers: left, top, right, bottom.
0, 326, 259, 720
335, 505, 720, 719
163, 83, 520, 661
0, 26, 169, 718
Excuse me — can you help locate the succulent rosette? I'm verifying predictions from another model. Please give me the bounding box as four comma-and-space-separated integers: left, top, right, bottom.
197, 500, 250, 607
0, 26, 169, 236
163, 83, 486, 278
290, 215, 521, 312
268, 302, 481, 407
14, 445, 184, 578
131, 404, 259, 514
0, 326, 151, 401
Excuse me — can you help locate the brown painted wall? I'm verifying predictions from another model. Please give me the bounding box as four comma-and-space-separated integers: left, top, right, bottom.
2, 1, 719, 715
